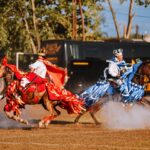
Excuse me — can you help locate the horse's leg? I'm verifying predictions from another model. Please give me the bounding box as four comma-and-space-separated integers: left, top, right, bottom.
88, 96, 109, 125
74, 111, 87, 124
89, 112, 101, 125
74, 97, 105, 125
39, 100, 54, 128
88, 104, 101, 125
4, 109, 28, 125
53, 101, 61, 116
138, 97, 150, 109
39, 95, 59, 128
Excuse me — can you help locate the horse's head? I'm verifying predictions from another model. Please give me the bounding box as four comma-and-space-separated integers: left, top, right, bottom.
142, 62, 150, 78
133, 61, 150, 85
0, 64, 14, 86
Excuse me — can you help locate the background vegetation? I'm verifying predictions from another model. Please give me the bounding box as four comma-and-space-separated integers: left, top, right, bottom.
0, 0, 149, 59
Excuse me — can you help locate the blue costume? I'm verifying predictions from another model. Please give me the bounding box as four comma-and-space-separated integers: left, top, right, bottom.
80, 48, 145, 107
106, 50, 144, 103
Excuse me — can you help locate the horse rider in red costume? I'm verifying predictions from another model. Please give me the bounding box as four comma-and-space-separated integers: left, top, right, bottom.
1, 55, 84, 114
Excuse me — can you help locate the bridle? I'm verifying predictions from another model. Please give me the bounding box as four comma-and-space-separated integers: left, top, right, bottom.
0, 66, 14, 85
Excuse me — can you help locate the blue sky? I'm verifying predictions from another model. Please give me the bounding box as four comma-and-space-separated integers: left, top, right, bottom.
101, 1, 150, 37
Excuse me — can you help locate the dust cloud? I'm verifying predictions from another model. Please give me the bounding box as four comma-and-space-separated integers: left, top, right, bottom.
100, 101, 150, 129
0, 113, 26, 128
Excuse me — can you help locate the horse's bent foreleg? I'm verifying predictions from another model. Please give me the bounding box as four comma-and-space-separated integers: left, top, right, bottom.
5, 110, 28, 125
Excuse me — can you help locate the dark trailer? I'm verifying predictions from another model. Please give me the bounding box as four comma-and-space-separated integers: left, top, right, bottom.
41, 40, 150, 93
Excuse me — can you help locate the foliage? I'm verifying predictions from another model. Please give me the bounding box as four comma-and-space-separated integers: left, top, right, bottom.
0, 0, 104, 60
135, 0, 150, 7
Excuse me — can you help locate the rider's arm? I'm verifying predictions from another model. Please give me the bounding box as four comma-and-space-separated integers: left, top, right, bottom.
120, 61, 133, 79
108, 65, 120, 77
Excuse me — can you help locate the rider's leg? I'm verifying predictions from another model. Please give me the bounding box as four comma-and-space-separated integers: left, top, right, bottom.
109, 78, 130, 103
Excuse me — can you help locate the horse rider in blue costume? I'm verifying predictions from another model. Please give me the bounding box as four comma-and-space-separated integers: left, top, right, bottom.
106, 48, 143, 103
80, 48, 144, 107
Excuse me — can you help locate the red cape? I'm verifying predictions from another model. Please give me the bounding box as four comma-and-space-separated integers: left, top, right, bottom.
43, 59, 68, 88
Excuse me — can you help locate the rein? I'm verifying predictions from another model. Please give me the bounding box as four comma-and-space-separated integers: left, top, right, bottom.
134, 72, 145, 77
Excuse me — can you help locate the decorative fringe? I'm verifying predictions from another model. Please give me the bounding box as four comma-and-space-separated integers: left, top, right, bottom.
80, 81, 110, 107
120, 81, 145, 103
129, 82, 145, 102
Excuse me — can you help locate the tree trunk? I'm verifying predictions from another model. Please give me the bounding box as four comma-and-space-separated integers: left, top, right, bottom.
19, 9, 37, 54
72, 0, 77, 40
78, 0, 85, 41
123, 24, 127, 38
126, 0, 135, 38
135, 25, 139, 39
107, 0, 120, 39
31, 0, 41, 51
23, 17, 37, 54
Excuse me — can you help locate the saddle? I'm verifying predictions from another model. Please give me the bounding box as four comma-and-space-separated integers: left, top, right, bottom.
19, 83, 46, 104
107, 78, 120, 87
22, 83, 46, 93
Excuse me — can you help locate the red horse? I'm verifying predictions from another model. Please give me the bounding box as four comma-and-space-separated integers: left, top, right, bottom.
0, 57, 85, 128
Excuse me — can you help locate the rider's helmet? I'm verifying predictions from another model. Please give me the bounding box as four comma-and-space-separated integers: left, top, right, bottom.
113, 48, 123, 56
38, 53, 46, 60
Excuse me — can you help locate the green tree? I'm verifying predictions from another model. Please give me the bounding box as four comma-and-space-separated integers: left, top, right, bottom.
0, 0, 104, 60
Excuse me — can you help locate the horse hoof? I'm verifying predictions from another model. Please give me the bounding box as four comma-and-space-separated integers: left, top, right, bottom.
39, 124, 45, 128
20, 118, 28, 125
39, 122, 44, 128
39, 121, 47, 128
44, 123, 48, 128
44, 120, 50, 128
24, 120, 29, 125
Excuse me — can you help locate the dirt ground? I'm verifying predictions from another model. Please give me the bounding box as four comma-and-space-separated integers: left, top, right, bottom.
0, 101, 150, 150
